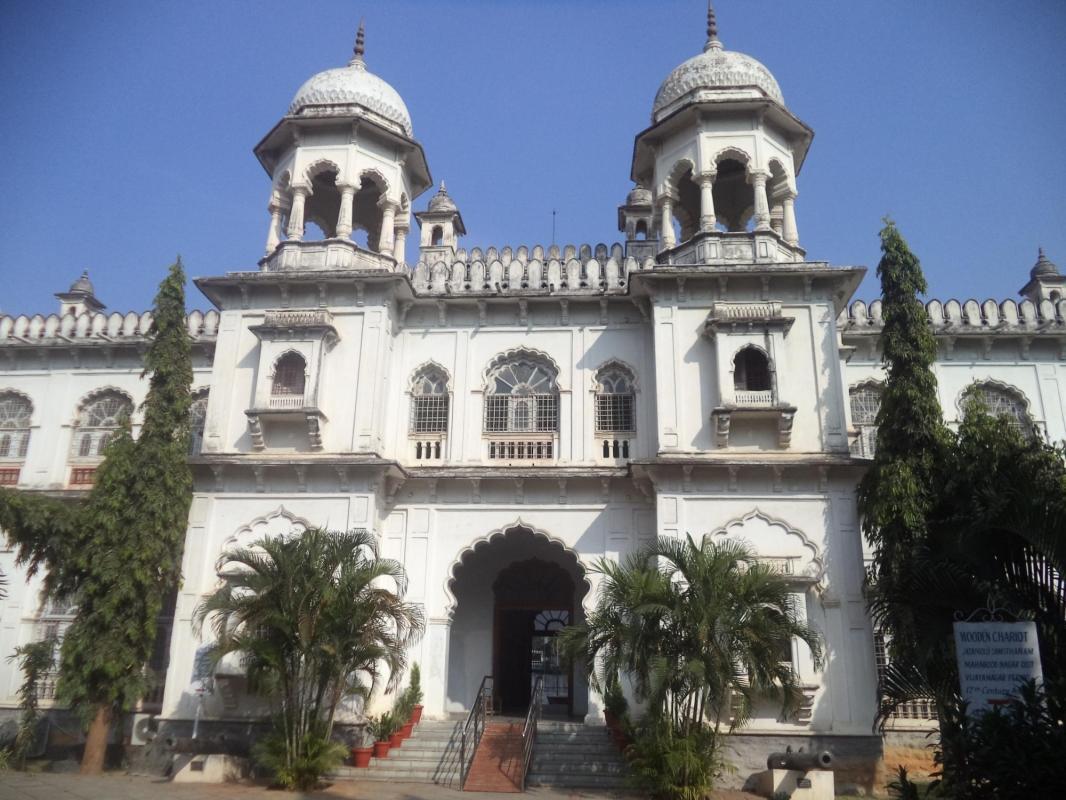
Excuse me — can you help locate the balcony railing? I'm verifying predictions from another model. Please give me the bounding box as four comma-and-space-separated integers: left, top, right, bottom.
411, 438, 445, 461
487, 438, 555, 461
735, 390, 775, 407
268, 394, 305, 410
0, 467, 20, 486
596, 438, 631, 460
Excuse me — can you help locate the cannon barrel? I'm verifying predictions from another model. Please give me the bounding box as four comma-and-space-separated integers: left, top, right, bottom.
766, 749, 833, 771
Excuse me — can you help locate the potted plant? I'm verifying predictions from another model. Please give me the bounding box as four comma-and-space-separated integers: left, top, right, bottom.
602, 679, 627, 732
367, 713, 394, 759
394, 691, 415, 741
408, 663, 424, 724
351, 727, 373, 768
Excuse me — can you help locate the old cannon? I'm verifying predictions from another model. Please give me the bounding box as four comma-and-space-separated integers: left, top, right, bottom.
766, 746, 833, 771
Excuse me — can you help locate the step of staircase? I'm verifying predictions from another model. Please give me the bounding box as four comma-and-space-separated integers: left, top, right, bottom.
332, 719, 463, 787
526, 721, 629, 790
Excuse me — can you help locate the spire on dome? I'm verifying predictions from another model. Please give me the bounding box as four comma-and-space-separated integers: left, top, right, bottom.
704, 1, 722, 52
439, 180, 446, 193
351, 19, 366, 65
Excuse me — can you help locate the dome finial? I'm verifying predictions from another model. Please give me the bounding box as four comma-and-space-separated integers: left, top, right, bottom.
352, 19, 366, 64
704, 1, 722, 51
1031, 247, 1060, 279
439, 180, 446, 193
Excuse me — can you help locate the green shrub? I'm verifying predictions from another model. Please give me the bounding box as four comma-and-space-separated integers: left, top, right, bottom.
936, 679, 1062, 799
252, 730, 347, 790
407, 663, 423, 706
626, 718, 726, 800
603, 679, 628, 719
366, 711, 397, 742
888, 766, 922, 800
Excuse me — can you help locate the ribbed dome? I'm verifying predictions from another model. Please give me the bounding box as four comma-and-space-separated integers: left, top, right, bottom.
1031, 248, 1060, 279
652, 6, 783, 122
69, 271, 95, 295
427, 182, 458, 213
288, 25, 413, 137
626, 185, 653, 206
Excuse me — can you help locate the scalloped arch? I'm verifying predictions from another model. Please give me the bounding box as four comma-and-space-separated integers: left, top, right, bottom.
708, 508, 825, 584
590, 359, 640, 393
304, 159, 340, 184
955, 378, 1033, 418
730, 343, 775, 372
442, 520, 592, 615
482, 347, 563, 388
848, 377, 885, 392
73, 386, 135, 424
220, 505, 311, 561
713, 146, 752, 168
269, 348, 309, 380
408, 360, 451, 393
358, 167, 390, 195
666, 157, 697, 191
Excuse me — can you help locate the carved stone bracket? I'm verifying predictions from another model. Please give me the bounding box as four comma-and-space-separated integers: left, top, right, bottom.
712, 405, 797, 449
246, 412, 265, 451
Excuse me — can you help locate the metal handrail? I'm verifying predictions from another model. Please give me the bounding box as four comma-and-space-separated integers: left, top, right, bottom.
519, 676, 545, 791
459, 675, 493, 789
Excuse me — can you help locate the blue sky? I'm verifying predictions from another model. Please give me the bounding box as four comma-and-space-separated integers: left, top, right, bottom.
1, 0, 1064, 314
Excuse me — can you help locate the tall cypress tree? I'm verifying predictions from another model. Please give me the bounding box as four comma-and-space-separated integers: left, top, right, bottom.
858, 220, 951, 706
57, 259, 194, 772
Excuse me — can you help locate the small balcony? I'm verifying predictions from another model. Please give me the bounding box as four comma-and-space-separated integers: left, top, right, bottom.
69, 466, 97, 487
0, 466, 20, 486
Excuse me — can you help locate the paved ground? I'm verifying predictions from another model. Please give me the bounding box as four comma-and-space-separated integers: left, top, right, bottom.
0, 772, 767, 800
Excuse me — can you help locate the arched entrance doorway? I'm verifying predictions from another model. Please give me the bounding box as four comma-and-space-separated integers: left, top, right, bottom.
446, 525, 588, 718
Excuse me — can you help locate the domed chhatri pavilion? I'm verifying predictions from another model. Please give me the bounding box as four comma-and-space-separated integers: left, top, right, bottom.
0, 3, 1063, 792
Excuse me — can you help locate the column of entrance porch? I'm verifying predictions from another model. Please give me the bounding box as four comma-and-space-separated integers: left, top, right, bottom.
425, 612, 453, 719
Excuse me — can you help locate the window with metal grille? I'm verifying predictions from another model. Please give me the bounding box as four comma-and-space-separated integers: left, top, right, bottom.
734, 347, 772, 392
962, 384, 1031, 435
271, 352, 306, 396
850, 385, 882, 458
594, 366, 635, 433
71, 392, 132, 458
873, 630, 936, 721
189, 392, 209, 455
0, 393, 32, 460
483, 358, 559, 434
410, 368, 449, 435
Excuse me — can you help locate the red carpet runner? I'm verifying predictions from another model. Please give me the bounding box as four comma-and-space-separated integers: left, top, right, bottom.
463, 721, 525, 793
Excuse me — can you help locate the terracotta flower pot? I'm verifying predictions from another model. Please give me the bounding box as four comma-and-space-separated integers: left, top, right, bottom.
400, 721, 414, 740
411, 704, 423, 724
372, 740, 390, 759
352, 746, 373, 768
604, 710, 618, 730
389, 732, 404, 749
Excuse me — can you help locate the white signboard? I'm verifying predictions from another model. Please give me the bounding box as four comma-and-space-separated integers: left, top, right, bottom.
953, 620, 1043, 715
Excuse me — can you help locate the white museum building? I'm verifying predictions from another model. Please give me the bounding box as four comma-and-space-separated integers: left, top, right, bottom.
1, 6, 1064, 787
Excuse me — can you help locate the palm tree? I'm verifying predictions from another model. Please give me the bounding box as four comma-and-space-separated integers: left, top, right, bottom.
194, 527, 424, 788
564, 535, 822, 733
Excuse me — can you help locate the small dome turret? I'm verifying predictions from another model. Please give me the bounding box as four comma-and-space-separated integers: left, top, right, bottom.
69, 270, 95, 296
427, 181, 459, 214
1031, 247, 1059, 279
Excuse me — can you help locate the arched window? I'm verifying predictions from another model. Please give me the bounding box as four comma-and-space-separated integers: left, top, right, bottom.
594, 364, 635, 433
271, 352, 306, 397
961, 383, 1031, 435
634, 220, 648, 241
73, 391, 132, 458
410, 366, 449, 435
484, 356, 559, 433
849, 383, 882, 458
189, 390, 209, 455
734, 347, 772, 393
0, 393, 32, 460
431, 225, 444, 246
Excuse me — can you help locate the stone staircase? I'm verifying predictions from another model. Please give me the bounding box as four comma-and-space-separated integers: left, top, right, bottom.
332, 719, 464, 786
332, 717, 629, 791
526, 720, 628, 790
